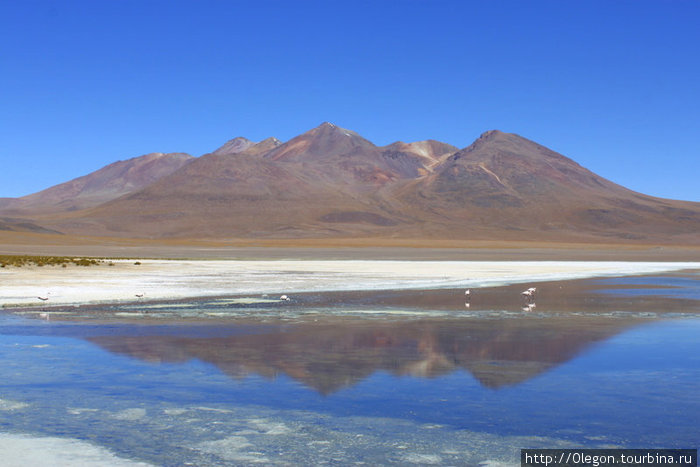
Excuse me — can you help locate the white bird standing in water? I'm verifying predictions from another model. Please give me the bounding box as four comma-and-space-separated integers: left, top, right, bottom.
464, 289, 472, 308
521, 287, 537, 311
521, 288, 537, 302
280, 295, 291, 301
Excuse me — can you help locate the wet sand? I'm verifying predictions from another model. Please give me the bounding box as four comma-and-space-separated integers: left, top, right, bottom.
2, 259, 698, 309
10, 269, 699, 324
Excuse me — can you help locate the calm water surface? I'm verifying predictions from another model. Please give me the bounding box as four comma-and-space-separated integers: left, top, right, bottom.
1, 274, 699, 466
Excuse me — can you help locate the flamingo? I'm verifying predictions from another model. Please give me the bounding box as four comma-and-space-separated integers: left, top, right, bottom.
464, 289, 472, 307
521, 289, 536, 303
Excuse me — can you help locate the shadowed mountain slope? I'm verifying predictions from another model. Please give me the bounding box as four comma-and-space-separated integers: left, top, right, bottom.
0, 217, 63, 235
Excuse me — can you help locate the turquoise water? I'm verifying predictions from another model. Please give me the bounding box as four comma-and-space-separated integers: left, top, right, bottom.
1, 277, 699, 465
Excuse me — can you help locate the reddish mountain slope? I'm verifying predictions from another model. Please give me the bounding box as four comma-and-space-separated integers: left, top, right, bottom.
380, 140, 457, 177
395, 130, 700, 240
211, 137, 256, 156
65, 134, 405, 237
263, 123, 456, 193
0, 152, 194, 215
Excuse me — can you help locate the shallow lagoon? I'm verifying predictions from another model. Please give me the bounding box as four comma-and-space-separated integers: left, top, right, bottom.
1, 273, 699, 466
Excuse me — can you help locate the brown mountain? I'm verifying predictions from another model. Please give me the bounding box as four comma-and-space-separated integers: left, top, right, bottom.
264, 123, 456, 189
211, 136, 256, 156
265, 122, 376, 161
57, 133, 403, 238
44, 123, 442, 237
0, 151, 194, 215
4, 124, 699, 243
380, 139, 458, 177
394, 130, 700, 241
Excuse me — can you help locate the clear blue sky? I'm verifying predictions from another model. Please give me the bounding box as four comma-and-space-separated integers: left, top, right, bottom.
2, 0, 698, 201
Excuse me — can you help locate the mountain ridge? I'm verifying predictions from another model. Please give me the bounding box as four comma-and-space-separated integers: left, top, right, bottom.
2, 123, 698, 244
0, 152, 194, 215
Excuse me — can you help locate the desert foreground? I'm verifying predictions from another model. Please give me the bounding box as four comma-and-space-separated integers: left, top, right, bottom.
1, 231, 700, 261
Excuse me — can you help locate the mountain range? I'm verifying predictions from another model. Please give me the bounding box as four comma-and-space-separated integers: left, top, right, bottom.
2, 122, 698, 244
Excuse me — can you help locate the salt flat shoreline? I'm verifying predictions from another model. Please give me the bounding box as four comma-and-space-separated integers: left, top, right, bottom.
1, 259, 698, 309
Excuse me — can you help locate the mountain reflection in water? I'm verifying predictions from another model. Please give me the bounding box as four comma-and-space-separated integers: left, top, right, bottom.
87, 316, 638, 394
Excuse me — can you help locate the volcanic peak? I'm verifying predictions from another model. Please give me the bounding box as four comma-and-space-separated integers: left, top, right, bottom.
312, 121, 365, 139
264, 122, 376, 161
212, 136, 256, 156
478, 129, 505, 140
